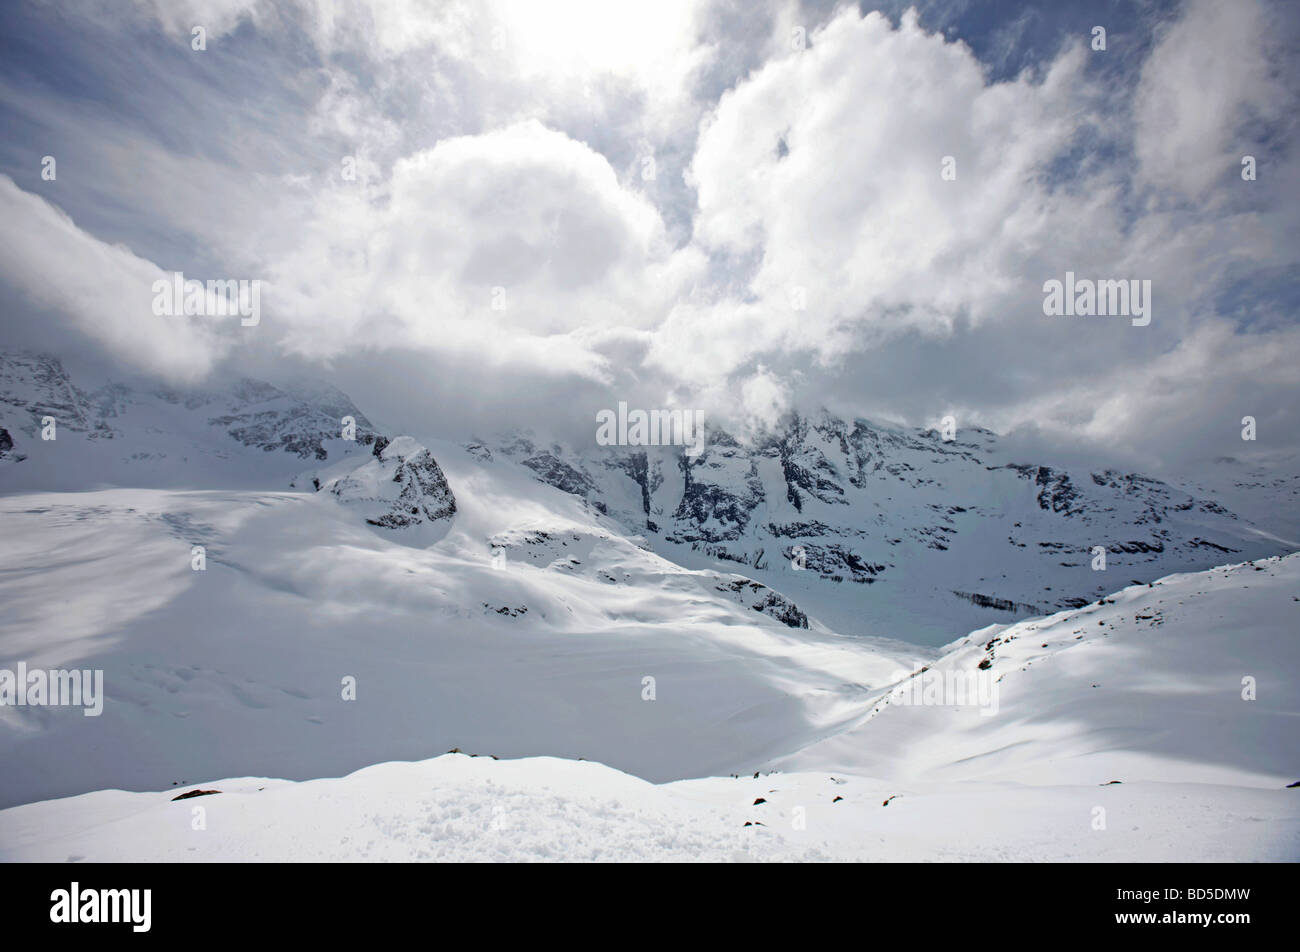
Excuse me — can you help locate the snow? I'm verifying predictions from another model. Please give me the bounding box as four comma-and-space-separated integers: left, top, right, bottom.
0, 450, 910, 809
773, 555, 1300, 790
1, 355, 1297, 861
477, 417, 1295, 647
2, 755, 1295, 862
3, 534, 1297, 860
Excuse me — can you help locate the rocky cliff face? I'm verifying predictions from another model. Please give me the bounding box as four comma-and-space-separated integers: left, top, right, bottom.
324, 436, 456, 531
475, 412, 1294, 642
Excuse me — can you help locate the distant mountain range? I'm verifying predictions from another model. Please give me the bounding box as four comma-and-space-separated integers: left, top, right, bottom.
1, 349, 1294, 645
470, 417, 1296, 643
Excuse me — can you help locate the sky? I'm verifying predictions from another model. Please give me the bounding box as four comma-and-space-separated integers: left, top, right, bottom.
0, 0, 1296, 471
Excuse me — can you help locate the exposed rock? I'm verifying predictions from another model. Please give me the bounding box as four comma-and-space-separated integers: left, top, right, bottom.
172, 788, 221, 801
325, 436, 456, 531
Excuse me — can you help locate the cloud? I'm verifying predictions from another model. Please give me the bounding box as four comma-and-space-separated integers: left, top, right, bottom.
1135, 0, 1297, 200
268, 120, 704, 379
2, 0, 1297, 469
673, 7, 1108, 373
642, 2, 1300, 465
1076, 320, 1300, 448
130, 0, 266, 39
130, 0, 713, 134
0, 175, 235, 381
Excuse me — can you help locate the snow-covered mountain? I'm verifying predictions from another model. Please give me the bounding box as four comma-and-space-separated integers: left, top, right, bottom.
0, 352, 380, 490
1178, 452, 1300, 544
0, 350, 1296, 860
470, 418, 1296, 644
0, 438, 909, 809
775, 553, 1300, 789
3, 553, 1296, 862
317, 435, 458, 538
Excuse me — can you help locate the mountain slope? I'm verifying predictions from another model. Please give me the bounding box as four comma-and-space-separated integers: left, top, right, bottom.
0, 439, 909, 810
3, 554, 1297, 862
473, 416, 1295, 644
0, 352, 380, 489
774, 553, 1300, 789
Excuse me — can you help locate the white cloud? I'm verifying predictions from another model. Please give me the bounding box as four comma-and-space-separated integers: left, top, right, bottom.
1135, 0, 1294, 199
130, 0, 265, 39
674, 8, 1105, 376
0, 175, 234, 381
1038, 319, 1300, 459
132, 0, 714, 141
8, 0, 1298, 465
268, 120, 703, 378
641, 3, 1300, 465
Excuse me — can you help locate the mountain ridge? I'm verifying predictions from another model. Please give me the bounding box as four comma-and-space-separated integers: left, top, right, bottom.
470, 413, 1295, 643
1, 349, 1294, 646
